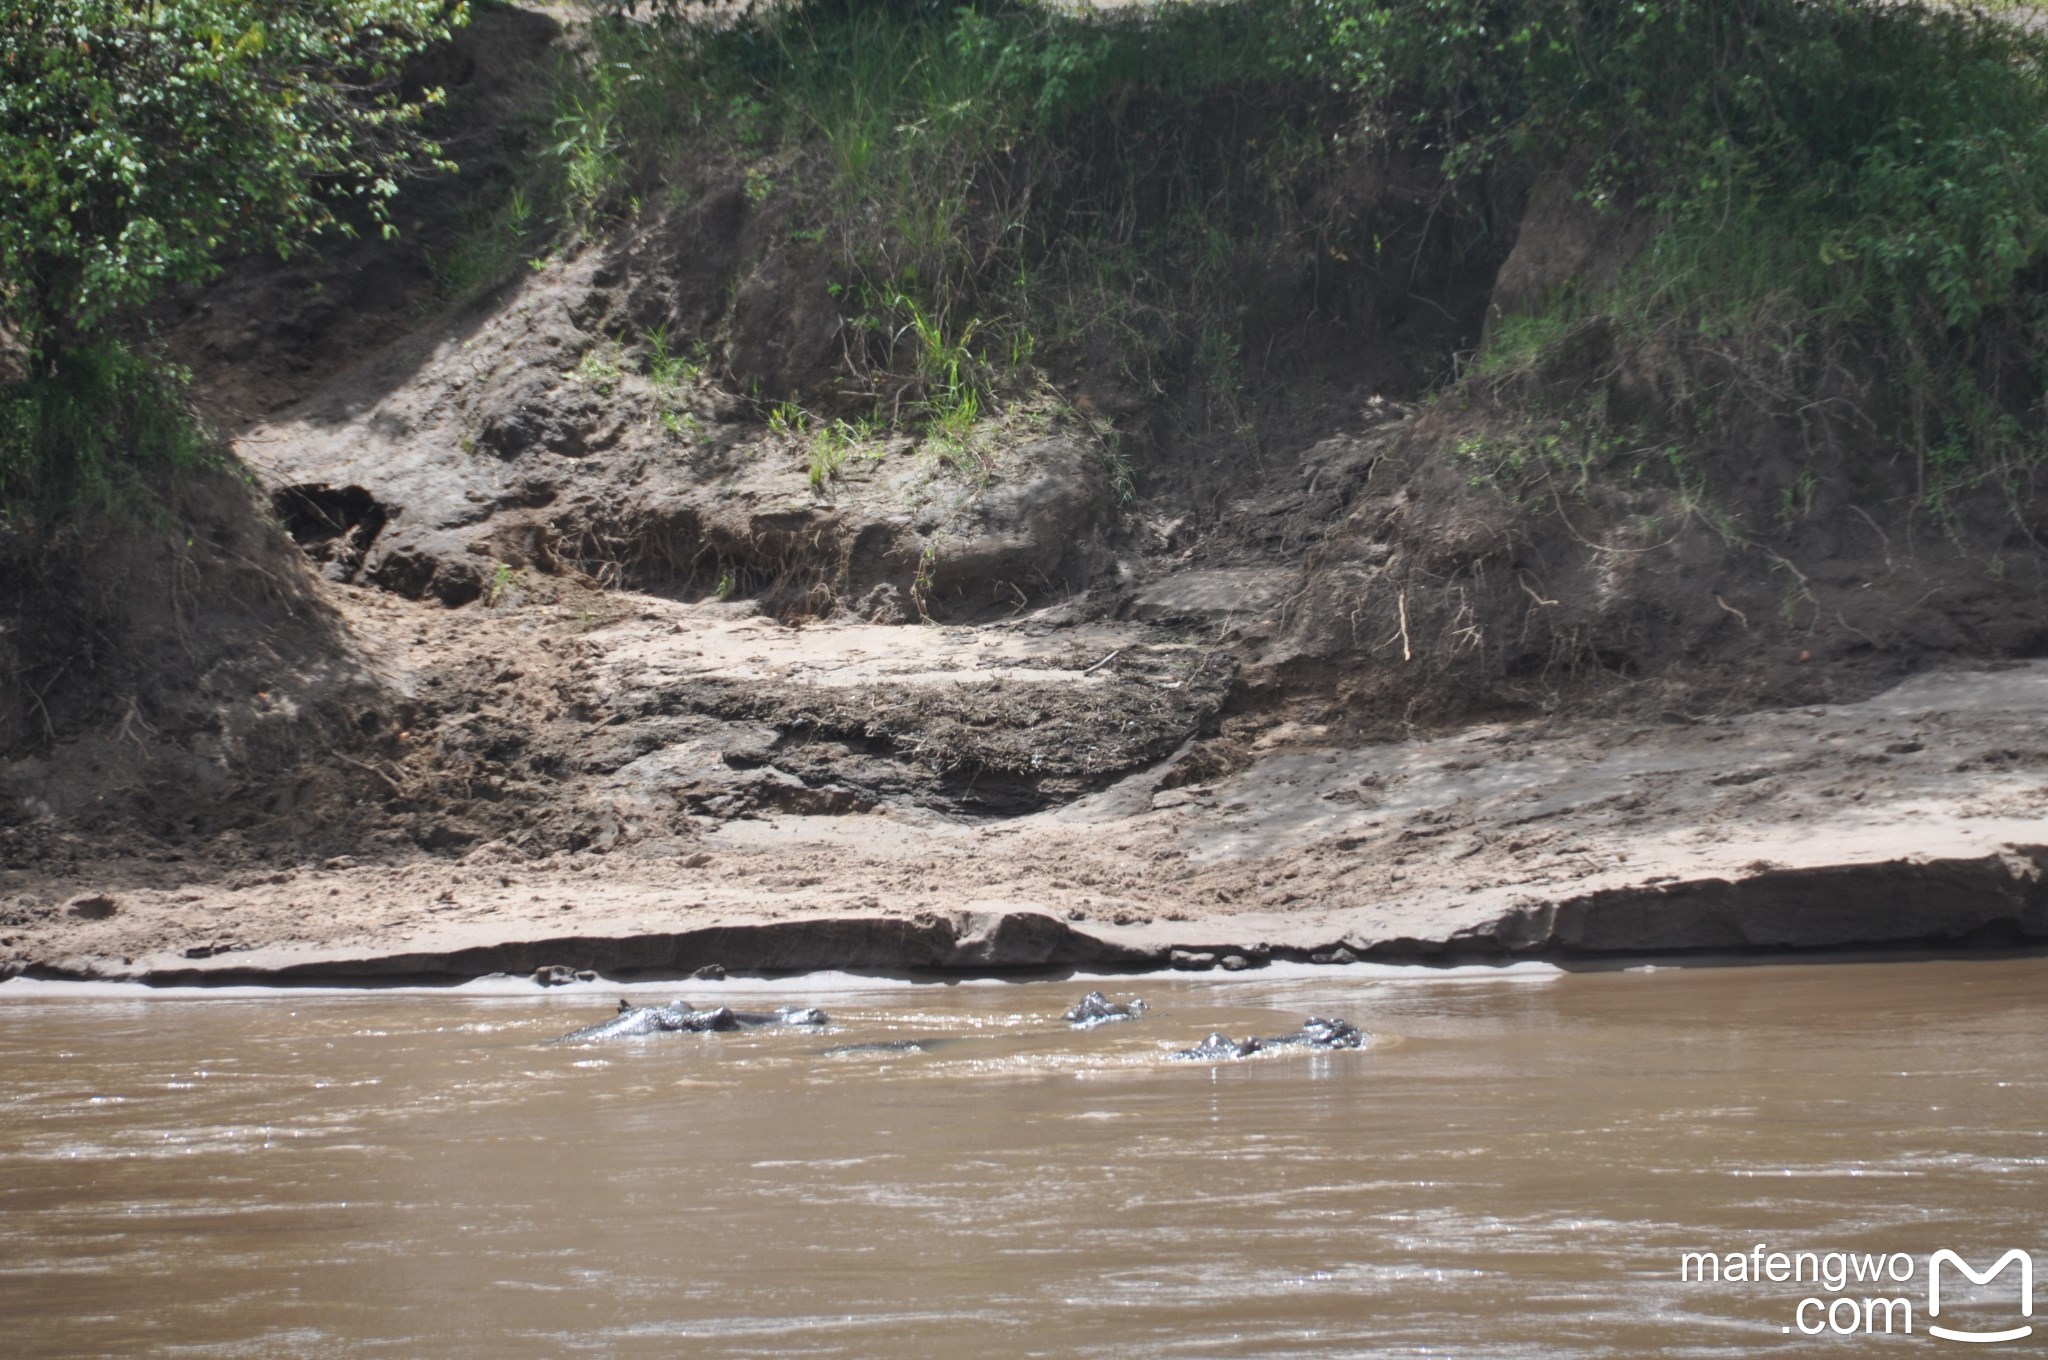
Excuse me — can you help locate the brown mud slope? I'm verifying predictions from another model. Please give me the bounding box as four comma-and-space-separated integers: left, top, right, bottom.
10, 656, 2048, 982
7, 4, 2048, 980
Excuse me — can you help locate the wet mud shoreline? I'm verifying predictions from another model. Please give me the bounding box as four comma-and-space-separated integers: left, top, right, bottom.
13, 660, 2048, 987
15, 856, 2044, 988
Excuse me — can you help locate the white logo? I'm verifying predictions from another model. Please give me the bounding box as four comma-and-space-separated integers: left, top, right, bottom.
1928, 1249, 2033, 1345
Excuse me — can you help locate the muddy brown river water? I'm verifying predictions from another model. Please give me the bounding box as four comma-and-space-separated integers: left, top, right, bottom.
2, 958, 2044, 1357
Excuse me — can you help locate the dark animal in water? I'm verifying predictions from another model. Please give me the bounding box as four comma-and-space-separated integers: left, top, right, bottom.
1063, 991, 1149, 1029
1260, 1016, 1364, 1050
1168, 1016, 1365, 1061
1171, 1031, 1265, 1061
558, 1000, 829, 1043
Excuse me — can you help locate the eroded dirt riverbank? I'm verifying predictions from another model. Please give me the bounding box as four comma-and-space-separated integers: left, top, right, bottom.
10, 4, 2048, 984
9, 649, 2046, 984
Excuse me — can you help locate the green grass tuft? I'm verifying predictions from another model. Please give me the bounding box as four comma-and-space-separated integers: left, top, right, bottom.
0, 342, 213, 529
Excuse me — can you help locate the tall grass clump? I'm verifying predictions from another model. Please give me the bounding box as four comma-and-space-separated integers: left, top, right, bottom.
574, 0, 1361, 439
1324, 0, 2048, 492
563, 0, 2048, 500
0, 342, 213, 532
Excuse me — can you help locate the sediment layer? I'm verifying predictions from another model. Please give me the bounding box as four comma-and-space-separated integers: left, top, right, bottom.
13, 848, 2043, 986
12, 660, 2048, 985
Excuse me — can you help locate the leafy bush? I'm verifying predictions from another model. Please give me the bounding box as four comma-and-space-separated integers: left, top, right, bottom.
1, 0, 467, 366
1, 0, 469, 518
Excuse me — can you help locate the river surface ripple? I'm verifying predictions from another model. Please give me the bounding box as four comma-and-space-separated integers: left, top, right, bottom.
1, 957, 2044, 1357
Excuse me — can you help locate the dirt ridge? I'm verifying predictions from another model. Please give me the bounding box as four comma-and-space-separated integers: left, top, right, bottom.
15, 847, 2046, 986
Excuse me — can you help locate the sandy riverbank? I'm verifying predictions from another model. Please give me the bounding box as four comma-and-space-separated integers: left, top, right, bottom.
10, 658, 2045, 984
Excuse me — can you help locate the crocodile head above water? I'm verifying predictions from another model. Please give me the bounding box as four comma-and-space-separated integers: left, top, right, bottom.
1260, 1016, 1364, 1050
1063, 991, 1149, 1029
1170, 1031, 1265, 1061
558, 1000, 830, 1043
1168, 1016, 1365, 1061
821, 1038, 948, 1057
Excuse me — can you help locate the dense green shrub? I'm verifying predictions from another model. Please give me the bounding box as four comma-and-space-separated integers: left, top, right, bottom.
1, 0, 468, 517
1, 0, 467, 366
15, 0, 2048, 508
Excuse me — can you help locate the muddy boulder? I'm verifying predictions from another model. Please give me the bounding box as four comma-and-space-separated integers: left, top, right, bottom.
917, 437, 1115, 613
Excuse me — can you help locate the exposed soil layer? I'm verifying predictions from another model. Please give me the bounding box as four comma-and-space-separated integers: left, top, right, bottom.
9, 5, 2048, 980
9, 659, 2048, 982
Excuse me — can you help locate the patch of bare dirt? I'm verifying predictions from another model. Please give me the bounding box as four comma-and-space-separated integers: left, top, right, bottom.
9, 660, 2048, 979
